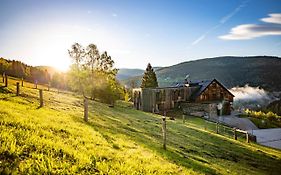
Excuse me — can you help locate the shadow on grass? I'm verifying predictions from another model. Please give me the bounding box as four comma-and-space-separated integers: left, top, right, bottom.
71, 101, 281, 175
71, 104, 216, 174
0, 86, 12, 94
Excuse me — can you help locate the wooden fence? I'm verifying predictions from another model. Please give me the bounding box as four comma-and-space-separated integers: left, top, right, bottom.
1, 76, 90, 122
203, 119, 256, 143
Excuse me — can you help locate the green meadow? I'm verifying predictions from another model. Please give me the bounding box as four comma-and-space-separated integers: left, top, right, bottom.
1, 77, 281, 174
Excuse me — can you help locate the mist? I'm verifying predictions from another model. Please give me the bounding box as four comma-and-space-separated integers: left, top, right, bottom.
230, 85, 278, 110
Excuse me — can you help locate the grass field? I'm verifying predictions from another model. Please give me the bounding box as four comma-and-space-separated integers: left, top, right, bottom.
1, 77, 281, 174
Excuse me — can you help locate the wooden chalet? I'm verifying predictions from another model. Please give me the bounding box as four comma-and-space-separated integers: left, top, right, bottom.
133, 79, 234, 116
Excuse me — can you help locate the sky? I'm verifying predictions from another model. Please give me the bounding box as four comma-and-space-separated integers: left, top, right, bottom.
0, 0, 281, 71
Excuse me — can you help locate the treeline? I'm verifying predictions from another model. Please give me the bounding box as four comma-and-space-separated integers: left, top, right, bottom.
0, 58, 50, 84
1, 42, 127, 105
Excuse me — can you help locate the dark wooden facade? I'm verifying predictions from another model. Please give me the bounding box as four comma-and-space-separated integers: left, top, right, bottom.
133, 79, 234, 116
193, 79, 234, 115
195, 80, 233, 103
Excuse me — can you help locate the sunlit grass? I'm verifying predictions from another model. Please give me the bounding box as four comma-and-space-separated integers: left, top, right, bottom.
0, 77, 281, 174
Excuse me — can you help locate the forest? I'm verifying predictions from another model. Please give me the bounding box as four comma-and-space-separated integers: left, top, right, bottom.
0, 57, 50, 84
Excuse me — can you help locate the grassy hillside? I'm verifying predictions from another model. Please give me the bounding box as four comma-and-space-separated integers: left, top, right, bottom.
122, 56, 281, 91
1, 78, 281, 174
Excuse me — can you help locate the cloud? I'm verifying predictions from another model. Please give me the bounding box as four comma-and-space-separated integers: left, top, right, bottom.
261, 13, 281, 24
219, 13, 281, 40
191, 0, 249, 46
219, 24, 281, 40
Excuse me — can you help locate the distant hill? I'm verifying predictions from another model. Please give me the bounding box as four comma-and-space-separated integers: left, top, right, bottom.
122, 56, 281, 91
117, 67, 163, 81
117, 68, 144, 80
36, 66, 61, 77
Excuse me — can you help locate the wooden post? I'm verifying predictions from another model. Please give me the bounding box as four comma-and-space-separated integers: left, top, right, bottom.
233, 128, 237, 140
2, 73, 4, 83
216, 122, 219, 134
182, 115, 185, 123
204, 120, 207, 130
5, 75, 8, 87
47, 83, 50, 91
16, 82, 20, 96
21, 77, 24, 87
84, 97, 88, 122
246, 132, 249, 143
162, 116, 167, 150
39, 89, 43, 107
35, 80, 38, 89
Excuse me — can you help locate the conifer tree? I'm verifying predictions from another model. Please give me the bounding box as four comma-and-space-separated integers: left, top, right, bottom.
141, 63, 158, 88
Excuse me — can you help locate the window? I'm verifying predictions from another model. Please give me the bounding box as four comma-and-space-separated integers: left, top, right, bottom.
212, 93, 216, 99
220, 92, 223, 99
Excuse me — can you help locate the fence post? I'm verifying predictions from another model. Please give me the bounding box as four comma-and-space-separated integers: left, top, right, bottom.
48, 83, 50, 91
39, 89, 43, 107
182, 115, 185, 123
204, 120, 207, 130
5, 75, 8, 87
2, 73, 4, 83
246, 132, 249, 143
21, 77, 24, 87
162, 116, 167, 150
233, 128, 237, 140
16, 82, 20, 96
84, 97, 88, 122
216, 122, 219, 134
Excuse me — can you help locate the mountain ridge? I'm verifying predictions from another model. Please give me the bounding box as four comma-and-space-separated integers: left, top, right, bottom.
121, 56, 281, 91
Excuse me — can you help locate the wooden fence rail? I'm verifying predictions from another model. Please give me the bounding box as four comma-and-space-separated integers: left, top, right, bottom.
204, 119, 255, 143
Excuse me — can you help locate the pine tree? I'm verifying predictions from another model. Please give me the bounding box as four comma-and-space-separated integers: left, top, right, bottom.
141, 63, 158, 88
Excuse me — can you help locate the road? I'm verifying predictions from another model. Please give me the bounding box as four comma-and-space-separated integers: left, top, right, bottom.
213, 113, 281, 150
216, 115, 258, 131
249, 128, 281, 150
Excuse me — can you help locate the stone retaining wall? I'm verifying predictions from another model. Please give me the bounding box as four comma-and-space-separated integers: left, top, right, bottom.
181, 102, 218, 118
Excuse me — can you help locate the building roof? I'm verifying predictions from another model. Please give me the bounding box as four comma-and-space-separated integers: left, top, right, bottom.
190, 79, 234, 100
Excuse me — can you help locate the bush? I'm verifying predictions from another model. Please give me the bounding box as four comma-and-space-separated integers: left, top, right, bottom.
245, 109, 280, 125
